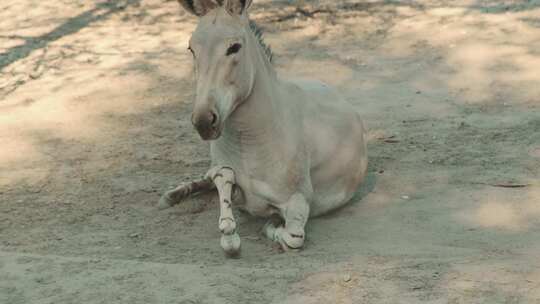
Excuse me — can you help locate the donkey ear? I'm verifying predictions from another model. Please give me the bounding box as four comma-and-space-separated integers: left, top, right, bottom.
224, 0, 253, 15
177, 0, 219, 16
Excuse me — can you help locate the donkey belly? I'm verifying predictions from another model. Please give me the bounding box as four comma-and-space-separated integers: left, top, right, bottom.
301, 97, 368, 217
232, 173, 281, 218
308, 119, 368, 216
240, 191, 279, 217
309, 153, 367, 217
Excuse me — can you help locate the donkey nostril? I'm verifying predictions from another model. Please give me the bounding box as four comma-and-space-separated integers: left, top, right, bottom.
210, 112, 218, 127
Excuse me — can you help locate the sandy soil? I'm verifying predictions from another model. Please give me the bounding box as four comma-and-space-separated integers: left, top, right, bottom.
1, 0, 539, 303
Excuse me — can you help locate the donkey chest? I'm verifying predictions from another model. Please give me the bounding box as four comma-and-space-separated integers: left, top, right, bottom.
234, 172, 292, 217
211, 144, 309, 216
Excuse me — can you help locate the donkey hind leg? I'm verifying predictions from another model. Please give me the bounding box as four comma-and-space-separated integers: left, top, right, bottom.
264, 193, 310, 251
158, 177, 215, 210
206, 166, 241, 256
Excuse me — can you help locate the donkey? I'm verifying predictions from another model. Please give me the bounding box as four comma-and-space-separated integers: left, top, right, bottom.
159, 0, 368, 256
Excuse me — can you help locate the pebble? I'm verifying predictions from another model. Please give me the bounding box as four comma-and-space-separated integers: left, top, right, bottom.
343, 274, 352, 282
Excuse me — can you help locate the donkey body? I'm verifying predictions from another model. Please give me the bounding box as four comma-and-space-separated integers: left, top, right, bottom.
159, 0, 367, 255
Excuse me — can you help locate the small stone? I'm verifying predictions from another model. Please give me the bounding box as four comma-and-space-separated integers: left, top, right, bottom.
29, 71, 41, 79
343, 274, 352, 282
401, 195, 410, 200
129, 233, 140, 238
29, 66, 44, 79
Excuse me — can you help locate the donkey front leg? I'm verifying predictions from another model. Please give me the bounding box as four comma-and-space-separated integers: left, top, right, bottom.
265, 193, 310, 251
158, 178, 214, 210
206, 166, 241, 256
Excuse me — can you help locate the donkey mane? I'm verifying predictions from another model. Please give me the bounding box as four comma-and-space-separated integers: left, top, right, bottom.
248, 20, 273, 63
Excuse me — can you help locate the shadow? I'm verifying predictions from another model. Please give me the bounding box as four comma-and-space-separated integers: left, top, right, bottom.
0, 98, 36, 111
258, 1, 426, 23
466, 1, 540, 14
521, 16, 540, 28
351, 171, 377, 203
0, 0, 141, 71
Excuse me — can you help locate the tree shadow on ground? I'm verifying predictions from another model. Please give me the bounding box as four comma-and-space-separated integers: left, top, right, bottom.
0, 0, 141, 70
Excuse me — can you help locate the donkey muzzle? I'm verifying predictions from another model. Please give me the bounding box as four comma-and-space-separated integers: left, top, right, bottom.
191, 110, 221, 140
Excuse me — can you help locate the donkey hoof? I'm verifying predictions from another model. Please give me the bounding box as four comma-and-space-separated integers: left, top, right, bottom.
157, 194, 174, 210
281, 232, 305, 251
221, 233, 241, 257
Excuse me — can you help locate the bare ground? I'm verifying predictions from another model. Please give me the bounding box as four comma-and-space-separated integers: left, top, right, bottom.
1, 0, 539, 303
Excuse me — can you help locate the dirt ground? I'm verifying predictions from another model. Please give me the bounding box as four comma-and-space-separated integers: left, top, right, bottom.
1, 0, 539, 303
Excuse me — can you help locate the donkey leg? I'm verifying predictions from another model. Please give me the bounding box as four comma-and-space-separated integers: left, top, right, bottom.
158, 177, 215, 210
264, 193, 310, 251
206, 166, 241, 256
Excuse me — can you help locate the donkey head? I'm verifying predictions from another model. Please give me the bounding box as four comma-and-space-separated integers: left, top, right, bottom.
179, 0, 256, 140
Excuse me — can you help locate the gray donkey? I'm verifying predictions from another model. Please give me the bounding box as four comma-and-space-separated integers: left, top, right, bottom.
159, 0, 368, 256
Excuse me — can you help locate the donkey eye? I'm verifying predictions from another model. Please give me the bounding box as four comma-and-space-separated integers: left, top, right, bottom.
226, 43, 242, 56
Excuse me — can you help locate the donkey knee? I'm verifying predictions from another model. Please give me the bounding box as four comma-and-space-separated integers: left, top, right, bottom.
219, 217, 237, 235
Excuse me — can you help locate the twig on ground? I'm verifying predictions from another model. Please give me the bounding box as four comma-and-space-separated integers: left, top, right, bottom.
377, 135, 400, 143
402, 119, 429, 124
471, 182, 531, 188
272, 7, 333, 22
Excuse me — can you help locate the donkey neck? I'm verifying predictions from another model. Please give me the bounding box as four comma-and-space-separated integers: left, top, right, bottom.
221, 27, 285, 147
